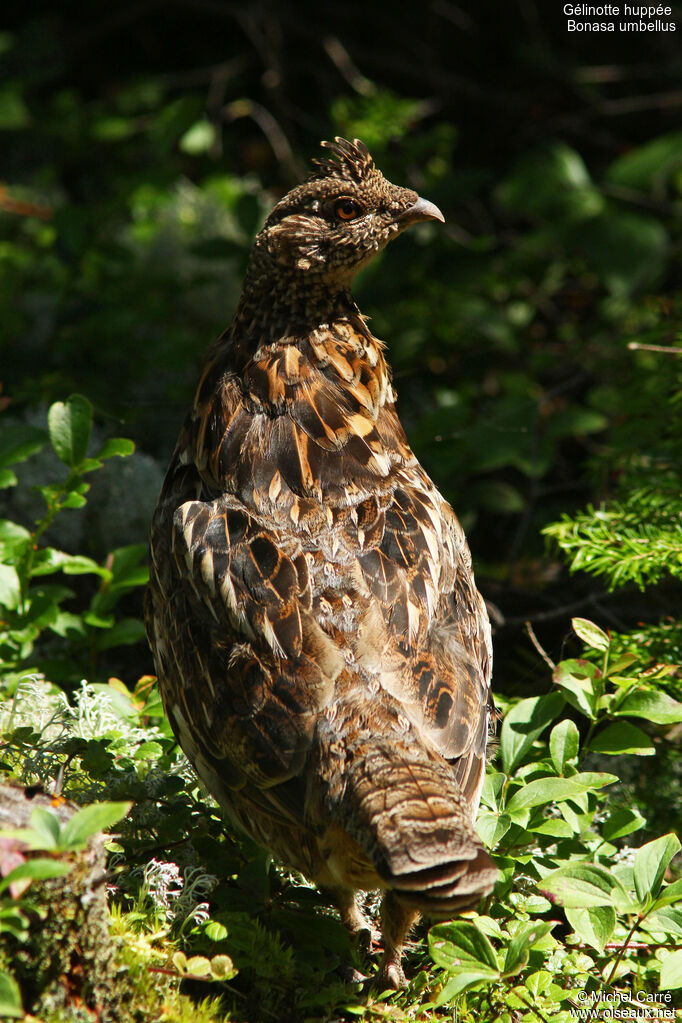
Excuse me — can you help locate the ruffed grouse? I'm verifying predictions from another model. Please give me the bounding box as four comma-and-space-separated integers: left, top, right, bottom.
147, 138, 497, 988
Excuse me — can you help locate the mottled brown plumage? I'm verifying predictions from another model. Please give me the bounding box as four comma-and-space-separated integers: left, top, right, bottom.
146, 138, 497, 988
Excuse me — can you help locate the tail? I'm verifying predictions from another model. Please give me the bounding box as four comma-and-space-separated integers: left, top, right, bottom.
341, 741, 497, 912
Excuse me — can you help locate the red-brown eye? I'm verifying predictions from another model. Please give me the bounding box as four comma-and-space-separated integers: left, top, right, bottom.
334, 197, 363, 221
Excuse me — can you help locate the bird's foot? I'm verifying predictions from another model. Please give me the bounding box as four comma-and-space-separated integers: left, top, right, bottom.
374, 953, 407, 991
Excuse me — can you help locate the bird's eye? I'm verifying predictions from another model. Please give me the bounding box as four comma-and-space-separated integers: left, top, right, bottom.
334, 197, 363, 221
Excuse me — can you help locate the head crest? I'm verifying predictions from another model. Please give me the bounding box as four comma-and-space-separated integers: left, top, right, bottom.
309, 137, 375, 183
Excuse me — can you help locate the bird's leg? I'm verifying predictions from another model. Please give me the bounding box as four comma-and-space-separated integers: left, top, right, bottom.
327, 885, 373, 942
376, 891, 420, 990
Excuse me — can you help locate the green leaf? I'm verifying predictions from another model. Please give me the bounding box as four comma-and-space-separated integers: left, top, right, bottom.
603, 808, 646, 842
0, 969, 23, 1018
552, 659, 599, 719
28, 807, 61, 849
0, 857, 71, 895
660, 949, 682, 989
606, 130, 682, 190
613, 689, 682, 725
476, 811, 511, 849
60, 801, 132, 850
435, 968, 499, 1003
565, 906, 615, 954
47, 394, 93, 467
0, 425, 45, 469
653, 878, 682, 911
205, 920, 228, 942
96, 437, 135, 460
505, 772, 616, 813
495, 143, 602, 221
0, 564, 21, 610
549, 719, 580, 774
429, 920, 499, 973
587, 721, 655, 756
500, 692, 565, 773
0, 519, 31, 561
572, 617, 610, 651
634, 833, 681, 905
539, 862, 629, 909
502, 921, 555, 976
95, 617, 147, 650
646, 907, 682, 936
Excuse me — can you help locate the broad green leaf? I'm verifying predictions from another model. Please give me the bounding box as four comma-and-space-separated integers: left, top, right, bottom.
565, 905, 615, 954
429, 920, 499, 972
505, 772, 616, 813
539, 862, 629, 909
47, 394, 93, 467
60, 801, 132, 850
660, 949, 682, 989
572, 617, 610, 651
549, 719, 580, 774
209, 955, 235, 979
587, 721, 654, 756
613, 689, 682, 725
0, 970, 23, 1018
28, 807, 61, 849
476, 811, 511, 849
0, 857, 71, 895
205, 921, 228, 942
495, 143, 602, 221
502, 921, 555, 976
96, 437, 135, 460
530, 818, 574, 839
552, 660, 598, 719
634, 833, 680, 905
603, 808, 646, 842
500, 692, 565, 773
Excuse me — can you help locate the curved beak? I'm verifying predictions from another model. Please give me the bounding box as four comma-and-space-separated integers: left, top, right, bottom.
400, 196, 445, 225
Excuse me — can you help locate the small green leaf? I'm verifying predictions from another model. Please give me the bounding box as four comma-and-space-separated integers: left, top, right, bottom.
434, 968, 499, 1003
634, 833, 681, 905
613, 689, 682, 725
502, 921, 555, 976
500, 692, 565, 773
60, 801, 132, 850
565, 906, 615, 954
0, 424, 45, 469
96, 437, 135, 460
587, 721, 655, 756
660, 948, 682, 989
0, 969, 23, 1018
205, 921, 228, 942
572, 617, 610, 651
653, 878, 682, 911
549, 719, 580, 774
47, 394, 93, 467
552, 659, 599, 719
0, 857, 71, 895
0, 564, 21, 610
209, 954, 235, 979
476, 812, 511, 849
185, 956, 212, 977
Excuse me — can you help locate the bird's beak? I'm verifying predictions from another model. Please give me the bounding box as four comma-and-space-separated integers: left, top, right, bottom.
399, 196, 445, 225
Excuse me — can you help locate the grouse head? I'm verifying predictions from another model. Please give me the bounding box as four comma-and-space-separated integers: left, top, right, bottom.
240, 138, 444, 320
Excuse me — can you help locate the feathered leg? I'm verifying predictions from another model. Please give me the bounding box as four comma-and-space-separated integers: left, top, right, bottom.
376, 892, 420, 990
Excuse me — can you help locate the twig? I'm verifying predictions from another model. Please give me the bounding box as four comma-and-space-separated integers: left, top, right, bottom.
503, 591, 609, 629
628, 342, 682, 355
525, 621, 556, 670
323, 37, 374, 96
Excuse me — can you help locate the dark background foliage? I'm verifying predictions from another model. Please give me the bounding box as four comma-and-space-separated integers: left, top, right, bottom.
2, 0, 681, 691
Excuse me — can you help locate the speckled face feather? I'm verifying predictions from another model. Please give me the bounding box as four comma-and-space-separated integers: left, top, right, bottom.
147, 137, 496, 990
